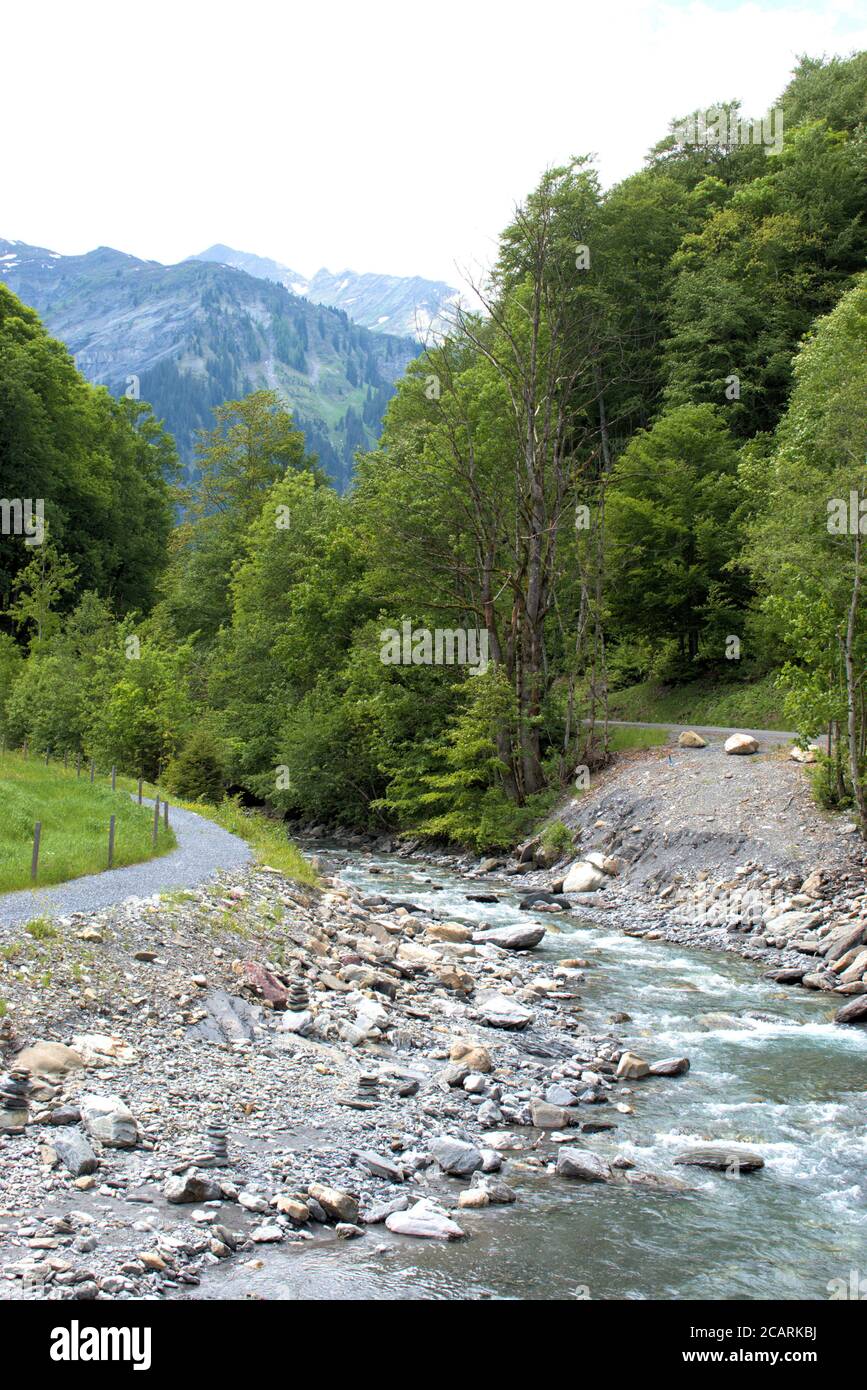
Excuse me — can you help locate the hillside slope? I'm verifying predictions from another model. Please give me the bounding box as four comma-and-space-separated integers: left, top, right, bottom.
0, 238, 418, 488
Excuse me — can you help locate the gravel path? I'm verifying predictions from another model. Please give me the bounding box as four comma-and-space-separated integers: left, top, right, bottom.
0, 799, 252, 931
602, 719, 814, 747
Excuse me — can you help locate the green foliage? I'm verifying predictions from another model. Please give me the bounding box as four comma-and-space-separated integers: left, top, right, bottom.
605, 405, 746, 659
164, 728, 225, 803
0, 284, 177, 621
540, 819, 574, 856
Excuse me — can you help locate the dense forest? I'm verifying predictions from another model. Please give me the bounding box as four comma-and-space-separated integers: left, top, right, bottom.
2, 52, 866, 849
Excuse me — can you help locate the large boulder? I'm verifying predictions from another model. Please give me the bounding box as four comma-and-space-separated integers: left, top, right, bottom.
724, 733, 759, 756
562, 860, 606, 894
555, 1149, 611, 1182
674, 1144, 764, 1172
530, 1099, 577, 1130
14, 1041, 84, 1076
307, 1183, 359, 1224
449, 1040, 492, 1073
834, 995, 867, 1025
616, 1051, 650, 1079
678, 731, 707, 749
164, 1169, 222, 1204
385, 1199, 465, 1240
476, 992, 534, 1030
80, 1094, 138, 1148
472, 924, 545, 951
429, 1136, 484, 1176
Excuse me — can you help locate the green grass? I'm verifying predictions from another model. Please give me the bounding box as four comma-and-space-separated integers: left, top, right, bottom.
163, 794, 318, 887
605, 674, 788, 730
0, 752, 176, 894
607, 725, 669, 750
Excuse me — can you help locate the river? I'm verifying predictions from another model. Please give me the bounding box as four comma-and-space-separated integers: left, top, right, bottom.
197, 848, 867, 1301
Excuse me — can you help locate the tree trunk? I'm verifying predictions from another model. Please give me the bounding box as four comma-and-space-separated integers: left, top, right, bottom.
844, 531, 866, 833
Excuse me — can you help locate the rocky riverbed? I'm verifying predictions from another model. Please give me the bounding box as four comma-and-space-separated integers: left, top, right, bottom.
0, 862, 708, 1301
1, 733, 865, 1302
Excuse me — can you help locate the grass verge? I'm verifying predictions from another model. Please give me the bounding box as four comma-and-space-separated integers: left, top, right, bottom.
0, 752, 176, 893
605, 674, 788, 730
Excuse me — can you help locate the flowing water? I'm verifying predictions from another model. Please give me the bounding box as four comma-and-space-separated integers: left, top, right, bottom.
198, 851, 867, 1301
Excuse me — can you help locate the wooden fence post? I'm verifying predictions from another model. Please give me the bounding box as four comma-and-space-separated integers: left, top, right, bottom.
31, 822, 41, 882
152, 797, 160, 848
90, 760, 95, 784
76, 750, 82, 778
137, 777, 143, 805
45, 747, 50, 766
108, 815, 116, 869
163, 801, 169, 830
111, 766, 116, 792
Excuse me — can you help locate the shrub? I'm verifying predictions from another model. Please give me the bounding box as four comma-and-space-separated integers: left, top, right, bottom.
540, 819, 574, 857
165, 729, 225, 803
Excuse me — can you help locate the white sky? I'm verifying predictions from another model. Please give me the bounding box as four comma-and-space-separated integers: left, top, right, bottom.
2, 0, 865, 287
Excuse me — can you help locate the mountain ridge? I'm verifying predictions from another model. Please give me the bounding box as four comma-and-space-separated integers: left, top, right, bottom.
194, 243, 461, 340
0, 237, 420, 490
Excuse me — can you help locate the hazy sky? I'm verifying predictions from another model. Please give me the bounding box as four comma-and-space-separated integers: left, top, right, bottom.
3, 0, 865, 287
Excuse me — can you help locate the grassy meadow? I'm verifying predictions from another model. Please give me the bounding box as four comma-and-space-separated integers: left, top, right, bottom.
0, 752, 176, 893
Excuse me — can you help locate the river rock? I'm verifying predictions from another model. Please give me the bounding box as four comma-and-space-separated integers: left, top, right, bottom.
281, 1010, 314, 1035
546, 1084, 577, 1107
531, 1099, 577, 1129
363, 1196, 410, 1224
562, 860, 606, 894
385, 1199, 465, 1240
476, 991, 534, 1030
473, 1176, 517, 1204
458, 1187, 489, 1208
426, 922, 473, 944
14, 1041, 85, 1076
519, 891, 569, 911
824, 923, 867, 962
250, 1223, 284, 1243
555, 1149, 612, 1182
674, 1144, 764, 1172
834, 995, 867, 1025
359, 1151, 405, 1182
449, 1040, 492, 1072
241, 962, 289, 1008
472, 924, 545, 951
429, 1136, 484, 1176
678, 731, 707, 748
80, 1094, 138, 1148
616, 1051, 650, 1079
164, 1169, 222, 1204
478, 1100, 503, 1126
649, 1057, 690, 1077
49, 1131, 99, 1177
724, 733, 759, 756
307, 1183, 359, 1223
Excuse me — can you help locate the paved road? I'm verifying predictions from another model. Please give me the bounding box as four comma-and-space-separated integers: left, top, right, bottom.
0, 799, 252, 930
